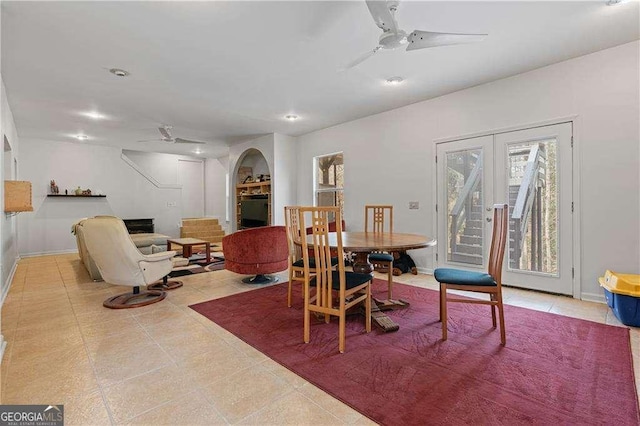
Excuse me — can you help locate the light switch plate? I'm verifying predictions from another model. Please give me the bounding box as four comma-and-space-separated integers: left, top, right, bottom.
409, 201, 419, 210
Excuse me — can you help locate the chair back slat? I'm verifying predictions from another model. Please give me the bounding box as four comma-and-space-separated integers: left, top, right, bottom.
488, 203, 509, 286
284, 206, 303, 261
365, 205, 393, 233
299, 206, 345, 307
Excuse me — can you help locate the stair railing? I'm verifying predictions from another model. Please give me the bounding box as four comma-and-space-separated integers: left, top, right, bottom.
511, 144, 542, 250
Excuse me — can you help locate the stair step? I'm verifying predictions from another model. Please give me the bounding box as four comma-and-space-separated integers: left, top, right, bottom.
465, 219, 483, 228
450, 253, 483, 265
182, 218, 219, 227
460, 235, 482, 245
461, 227, 482, 237
452, 243, 482, 256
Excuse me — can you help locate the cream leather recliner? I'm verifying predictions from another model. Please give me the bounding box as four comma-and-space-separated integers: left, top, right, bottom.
78, 216, 178, 308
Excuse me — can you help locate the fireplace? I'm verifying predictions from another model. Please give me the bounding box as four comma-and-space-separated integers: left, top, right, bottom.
123, 218, 154, 234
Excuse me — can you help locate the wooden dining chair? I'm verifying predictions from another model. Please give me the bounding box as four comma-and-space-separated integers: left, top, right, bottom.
299, 206, 372, 353
434, 203, 509, 345
364, 205, 394, 299
284, 206, 309, 307
284, 206, 341, 307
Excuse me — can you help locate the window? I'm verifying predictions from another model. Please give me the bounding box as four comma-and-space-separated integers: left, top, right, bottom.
314, 152, 344, 221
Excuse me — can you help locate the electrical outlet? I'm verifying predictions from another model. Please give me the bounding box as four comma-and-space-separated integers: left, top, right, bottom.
167, 201, 177, 207
409, 201, 419, 210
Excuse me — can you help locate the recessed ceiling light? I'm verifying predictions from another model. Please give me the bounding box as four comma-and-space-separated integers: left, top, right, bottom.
285, 115, 299, 121
607, 0, 629, 4
75, 134, 89, 140
109, 68, 130, 77
385, 76, 404, 85
81, 111, 106, 120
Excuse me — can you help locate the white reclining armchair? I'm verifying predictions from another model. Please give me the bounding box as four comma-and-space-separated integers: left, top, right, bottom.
78, 216, 179, 309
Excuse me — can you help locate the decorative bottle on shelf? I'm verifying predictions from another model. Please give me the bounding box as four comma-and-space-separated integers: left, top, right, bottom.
74, 186, 82, 195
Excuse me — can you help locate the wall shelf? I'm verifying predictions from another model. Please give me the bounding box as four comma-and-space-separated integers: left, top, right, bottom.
47, 194, 106, 198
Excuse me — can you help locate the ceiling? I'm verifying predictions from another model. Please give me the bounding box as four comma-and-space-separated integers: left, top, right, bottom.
1, 1, 638, 158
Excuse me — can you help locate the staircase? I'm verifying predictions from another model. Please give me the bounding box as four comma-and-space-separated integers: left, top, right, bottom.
180, 218, 225, 246
450, 202, 483, 265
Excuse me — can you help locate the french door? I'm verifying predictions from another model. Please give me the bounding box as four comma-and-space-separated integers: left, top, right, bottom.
436, 123, 573, 295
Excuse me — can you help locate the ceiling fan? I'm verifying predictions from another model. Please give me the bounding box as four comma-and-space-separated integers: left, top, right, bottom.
138, 125, 207, 144
345, 0, 487, 69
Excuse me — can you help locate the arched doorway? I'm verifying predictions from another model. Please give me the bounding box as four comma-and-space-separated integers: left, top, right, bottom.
232, 149, 272, 231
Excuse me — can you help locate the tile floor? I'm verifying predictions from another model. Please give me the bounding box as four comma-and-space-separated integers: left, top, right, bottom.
0, 253, 638, 425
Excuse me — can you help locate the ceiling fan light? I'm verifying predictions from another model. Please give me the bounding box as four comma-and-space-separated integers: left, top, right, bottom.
81, 111, 106, 120
385, 76, 404, 85
75, 134, 89, 140
109, 68, 130, 77
285, 115, 299, 121
606, 0, 628, 5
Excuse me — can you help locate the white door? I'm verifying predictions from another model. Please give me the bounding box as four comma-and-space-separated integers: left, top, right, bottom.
178, 159, 204, 219
436, 123, 573, 295
436, 135, 494, 270
495, 123, 573, 294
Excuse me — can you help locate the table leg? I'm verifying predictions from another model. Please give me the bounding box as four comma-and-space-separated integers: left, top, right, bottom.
352, 252, 374, 275
184, 245, 192, 258
205, 243, 211, 263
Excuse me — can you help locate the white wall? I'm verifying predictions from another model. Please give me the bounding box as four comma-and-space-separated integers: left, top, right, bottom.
0, 77, 20, 295
204, 156, 229, 233
273, 134, 297, 225
0, 75, 20, 362
18, 141, 189, 256
296, 41, 640, 301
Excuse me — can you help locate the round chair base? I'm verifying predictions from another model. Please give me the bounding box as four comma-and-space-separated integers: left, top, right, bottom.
148, 280, 183, 291
103, 290, 166, 309
242, 274, 279, 285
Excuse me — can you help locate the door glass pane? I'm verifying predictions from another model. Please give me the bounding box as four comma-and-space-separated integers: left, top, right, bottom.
507, 139, 558, 275
446, 149, 483, 265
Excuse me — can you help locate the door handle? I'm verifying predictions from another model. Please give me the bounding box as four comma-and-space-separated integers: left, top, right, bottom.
486, 207, 492, 212
486, 217, 492, 222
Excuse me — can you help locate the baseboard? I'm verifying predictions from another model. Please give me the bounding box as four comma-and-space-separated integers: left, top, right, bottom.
581, 291, 606, 304
20, 249, 78, 258
417, 267, 434, 275
0, 336, 6, 364
1, 256, 19, 305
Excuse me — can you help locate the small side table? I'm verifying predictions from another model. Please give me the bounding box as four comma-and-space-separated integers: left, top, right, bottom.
167, 238, 210, 263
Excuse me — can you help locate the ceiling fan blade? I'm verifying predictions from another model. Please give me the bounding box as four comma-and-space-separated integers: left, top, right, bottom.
136, 138, 163, 143
158, 126, 172, 139
341, 46, 383, 70
365, 0, 399, 34
174, 138, 206, 145
406, 30, 487, 51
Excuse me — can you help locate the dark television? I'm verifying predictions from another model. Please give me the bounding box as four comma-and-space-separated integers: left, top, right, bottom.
240, 198, 269, 228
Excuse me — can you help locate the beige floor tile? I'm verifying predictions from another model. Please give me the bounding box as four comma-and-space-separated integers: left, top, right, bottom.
61, 389, 112, 426
298, 382, 363, 424
125, 391, 226, 425
201, 363, 293, 423
237, 390, 343, 425
91, 341, 175, 388
102, 365, 196, 423
177, 344, 257, 387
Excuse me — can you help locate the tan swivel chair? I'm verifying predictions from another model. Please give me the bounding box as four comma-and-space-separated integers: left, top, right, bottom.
78, 216, 178, 309
299, 206, 372, 353
434, 204, 509, 345
364, 205, 394, 299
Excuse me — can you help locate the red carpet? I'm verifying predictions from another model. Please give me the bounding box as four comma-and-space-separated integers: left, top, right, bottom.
189, 280, 639, 425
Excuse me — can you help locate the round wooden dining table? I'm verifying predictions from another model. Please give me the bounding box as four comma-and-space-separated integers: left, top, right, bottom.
326, 232, 437, 274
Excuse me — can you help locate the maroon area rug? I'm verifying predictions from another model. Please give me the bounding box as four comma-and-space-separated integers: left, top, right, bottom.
189, 280, 639, 425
